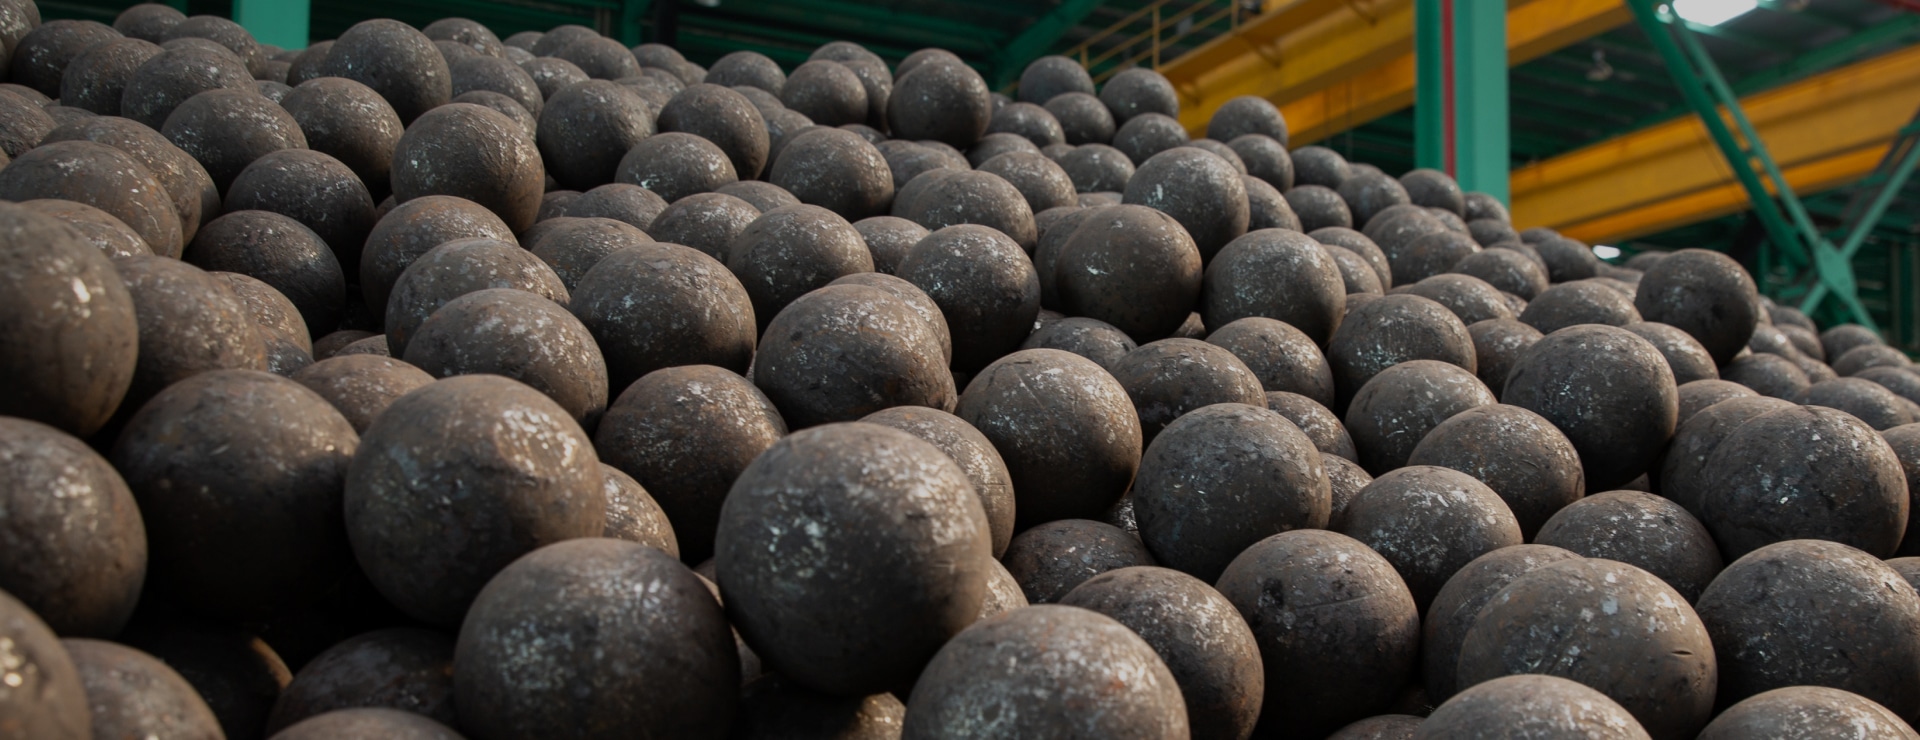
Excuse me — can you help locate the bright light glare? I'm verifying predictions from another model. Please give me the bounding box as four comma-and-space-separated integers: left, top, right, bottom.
1671, 0, 1757, 26
1593, 245, 1623, 260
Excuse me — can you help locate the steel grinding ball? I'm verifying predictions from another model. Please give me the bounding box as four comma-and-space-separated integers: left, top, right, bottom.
1123, 147, 1248, 260
1422, 544, 1583, 701
1416, 674, 1651, 740
781, 60, 866, 126
159, 87, 307, 195
1109, 338, 1266, 444
1001, 519, 1156, 605
957, 349, 1143, 528
1633, 248, 1760, 365
894, 169, 1038, 251
552, 35, 639, 81
596, 366, 784, 566
271, 708, 460, 740
526, 216, 650, 292
1206, 94, 1287, 145
453, 539, 735, 738
61, 637, 221, 740
1406, 403, 1583, 539
706, 50, 784, 95
719, 179, 800, 212
1532, 490, 1721, 603
1623, 321, 1718, 386
1882, 424, 1920, 557
888, 55, 991, 149
560, 183, 669, 231
186, 210, 344, 337
896, 224, 1040, 372
753, 283, 953, 428
1060, 566, 1264, 740
58, 36, 159, 117
0, 588, 91, 739
657, 83, 770, 179
1326, 293, 1475, 413
358, 195, 516, 324
1823, 323, 1882, 361
114, 255, 268, 409
41, 115, 219, 244
1112, 113, 1189, 171
618, 131, 743, 205
162, 15, 263, 77
382, 236, 567, 356
1697, 404, 1907, 558
110, 369, 354, 622
1802, 377, 1918, 430
520, 56, 586, 101
1466, 319, 1543, 397
1534, 236, 1604, 283
852, 215, 928, 274
318, 19, 448, 124
1837, 344, 1914, 377
1020, 315, 1136, 369
1519, 280, 1642, 335
1395, 274, 1511, 325
390, 103, 544, 233
904, 604, 1187, 738
1697, 687, 1920, 740
224, 149, 375, 277
1287, 185, 1353, 232
1696, 539, 1920, 723
989, 102, 1066, 148
862, 405, 1016, 558
1721, 351, 1811, 399
1099, 67, 1177, 122
1216, 529, 1420, 737
0, 418, 143, 638
829, 271, 955, 366
979, 151, 1076, 215
726, 204, 873, 331
10, 19, 120, 97
1206, 316, 1336, 406
1340, 465, 1522, 611
769, 126, 893, 222
593, 463, 679, 557
344, 375, 605, 626
715, 422, 991, 696
1655, 395, 1795, 518
1455, 558, 1716, 739
571, 241, 755, 392
1503, 324, 1678, 491
1316, 226, 1394, 288
1132, 402, 1329, 582
1674, 378, 1757, 424
290, 354, 433, 434
536, 80, 654, 191
1201, 228, 1347, 349
402, 287, 608, 426
0, 139, 183, 257
1055, 203, 1202, 342
1344, 359, 1495, 474
116, 4, 183, 42
1047, 92, 1116, 145
729, 674, 904, 739
1265, 390, 1358, 462
1018, 55, 1093, 105
0, 202, 138, 436
215, 271, 312, 377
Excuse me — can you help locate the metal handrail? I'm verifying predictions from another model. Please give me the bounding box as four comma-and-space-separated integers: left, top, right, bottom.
1070, 0, 1243, 80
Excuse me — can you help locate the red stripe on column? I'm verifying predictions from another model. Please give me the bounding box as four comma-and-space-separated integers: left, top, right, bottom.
1441, 0, 1456, 175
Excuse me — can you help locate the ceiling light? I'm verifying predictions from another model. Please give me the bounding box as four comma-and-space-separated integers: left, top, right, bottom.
1593, 245, 1623, 260
1670, 0, 1757, 26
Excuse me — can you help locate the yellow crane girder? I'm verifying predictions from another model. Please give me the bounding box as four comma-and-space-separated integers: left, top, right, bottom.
1160, 0, 1632, 141
1511, 43, 1920, 244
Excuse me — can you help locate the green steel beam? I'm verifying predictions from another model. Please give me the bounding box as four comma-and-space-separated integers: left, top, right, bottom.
989, 0, 1108, 89
1667, 16, 1796, 56
1415, 0, 1509, 202
708, 0, 1003, 55
620, 0, 652, 46
235, 0, 309, 48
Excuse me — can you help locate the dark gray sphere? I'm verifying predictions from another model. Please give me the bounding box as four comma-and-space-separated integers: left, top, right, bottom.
1455, 558, 1716, 739
1697, 687, 1920, 740
1634, 248, 1760, 365
595, 365, 785, 564
904, 604, 1189, 739
769, 126, 893, 221
1046, 91, 1116, 145
717, 423, 992, 696
1721, 351, 1811, 399
318, 19, 449, 124
1326, 293, 1475, 413
1418, 675, 1651, 740
1062, 566, 1265, 740
1698, 405, 1907, 559
64, 638, 223, 740
887, 55, 991, 149
402, 287, 608, 425
897, 224, 1040, 373
726, 204, 873, 331
1534, 490, 1722, 603
571, 240, 754, 392
614, 131, 737, 204
1696, 540, 1920, 724
1134, 402, 1330, 581
1503, 325, 1678, 491
1345, 359, 1496, 475
1202, 228, 1346, 346
357, 195, 516, 324
1341, 465, 1522, 611
343, 375, 604, 626
752, 283, 954, 428
381, 236, 567, 357
389, 103, 544, 233
1217, 530, 1420, 738
1623, 321, 1718, 386
113, 255, 268, 409
1207, 316, 1336, 406
1056, 203, 1203, 342
0, 418, 144, 638
1422, 545, 1584, 701
537, 80, 654, 191
1109, 338, 1267, 444
1018, 55, 1094, 105
0, 139, 183, 258
0, 202, 139, 436
862, 405, 1016, 558
957, 349, 1143, 528
278, 77, 403, 200
1112, 112, 1189, 170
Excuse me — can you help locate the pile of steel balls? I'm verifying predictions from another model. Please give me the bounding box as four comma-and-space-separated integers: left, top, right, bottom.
4, 2, 1920, 738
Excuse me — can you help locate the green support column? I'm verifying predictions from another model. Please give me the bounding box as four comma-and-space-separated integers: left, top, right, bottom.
234, 0, 309, 49
1415, 0, 1509, 204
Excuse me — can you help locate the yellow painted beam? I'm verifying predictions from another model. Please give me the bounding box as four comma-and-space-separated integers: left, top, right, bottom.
1511, 43, 1920, 244
1163, 0, 1632, 140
